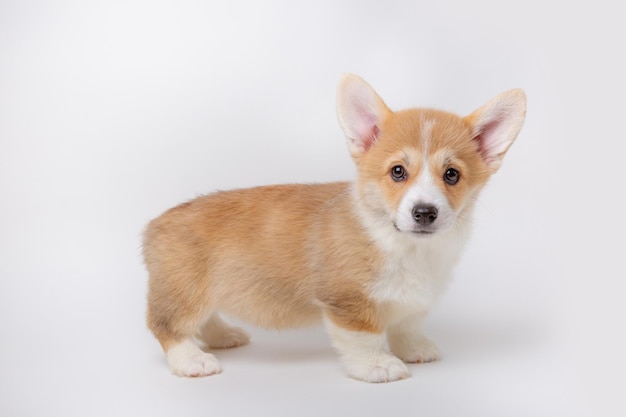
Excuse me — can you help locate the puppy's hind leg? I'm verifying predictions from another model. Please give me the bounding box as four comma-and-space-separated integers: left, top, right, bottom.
147, 287, 221, 377
196, 313, 250, 349
166, 338, 222, 377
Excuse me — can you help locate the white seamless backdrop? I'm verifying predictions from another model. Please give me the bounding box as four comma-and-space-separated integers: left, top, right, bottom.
1, 1, 624, 416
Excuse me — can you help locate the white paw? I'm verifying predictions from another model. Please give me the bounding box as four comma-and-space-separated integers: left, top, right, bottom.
167, 340, 222, 377
344, 354, 410, 383
207, 327, 250, 349
391, 336, 441, 364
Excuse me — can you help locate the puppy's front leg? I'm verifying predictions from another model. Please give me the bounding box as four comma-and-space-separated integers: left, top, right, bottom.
387, 313, 441, 364
324, 314, 409, 383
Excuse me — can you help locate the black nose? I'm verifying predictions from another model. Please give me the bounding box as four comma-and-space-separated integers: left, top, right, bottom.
412, 204, 438, 225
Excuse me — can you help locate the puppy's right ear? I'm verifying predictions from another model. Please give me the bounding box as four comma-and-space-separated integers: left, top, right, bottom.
336, 74, 391, 158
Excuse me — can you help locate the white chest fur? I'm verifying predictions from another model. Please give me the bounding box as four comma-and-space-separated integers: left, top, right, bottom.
367, 220, 470, 322
352, 183, 473, 322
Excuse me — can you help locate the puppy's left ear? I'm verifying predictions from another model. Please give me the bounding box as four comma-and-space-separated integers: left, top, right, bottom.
465, 89, 526, 173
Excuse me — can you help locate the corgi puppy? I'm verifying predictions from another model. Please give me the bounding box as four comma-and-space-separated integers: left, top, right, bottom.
143, 74, 526, 383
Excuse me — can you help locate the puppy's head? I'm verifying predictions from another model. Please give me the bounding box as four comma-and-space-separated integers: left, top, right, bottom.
336, 74, 526, 237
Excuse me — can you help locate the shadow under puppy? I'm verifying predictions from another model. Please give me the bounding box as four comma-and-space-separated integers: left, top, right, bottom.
143, 74, 526, 383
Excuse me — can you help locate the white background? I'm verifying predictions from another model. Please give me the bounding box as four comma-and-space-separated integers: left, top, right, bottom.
1, 1, 624, 416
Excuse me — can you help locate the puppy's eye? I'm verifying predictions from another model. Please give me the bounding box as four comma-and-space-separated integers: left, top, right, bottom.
390, 165, 407, 182
444, 168, 460, 185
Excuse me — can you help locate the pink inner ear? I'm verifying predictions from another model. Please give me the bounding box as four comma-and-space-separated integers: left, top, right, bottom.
474, 134, 491, 165
355, 110, 380, 152
361, 124, 380, 152
474, 120, 502, 165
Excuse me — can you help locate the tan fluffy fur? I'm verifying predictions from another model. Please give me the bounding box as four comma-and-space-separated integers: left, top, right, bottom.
144, 182, 386, 351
